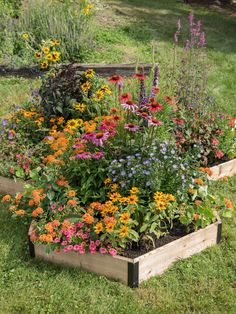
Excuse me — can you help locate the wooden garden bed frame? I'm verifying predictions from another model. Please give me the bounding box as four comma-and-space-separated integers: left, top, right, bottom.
28, 217, 222, 288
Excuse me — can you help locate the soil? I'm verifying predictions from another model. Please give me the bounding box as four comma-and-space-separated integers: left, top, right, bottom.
122, 222, 195, 259
183, 0, 236, 14
208, 156, 230, 167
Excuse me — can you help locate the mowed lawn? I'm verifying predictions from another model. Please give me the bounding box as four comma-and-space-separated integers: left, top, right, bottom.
0, 0, 236, 313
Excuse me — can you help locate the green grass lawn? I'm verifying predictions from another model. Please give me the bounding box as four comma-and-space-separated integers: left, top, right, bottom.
89, 0, 236, 114
0, 176, 235, 313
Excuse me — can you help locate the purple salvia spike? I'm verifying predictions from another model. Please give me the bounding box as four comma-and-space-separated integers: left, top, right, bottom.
139, 79, 147, 107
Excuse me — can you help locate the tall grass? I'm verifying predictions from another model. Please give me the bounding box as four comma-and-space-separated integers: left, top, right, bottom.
17, 0, 93, 62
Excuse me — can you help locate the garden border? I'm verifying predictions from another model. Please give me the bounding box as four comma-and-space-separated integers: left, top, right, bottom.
28, 216, 222, 288
0, 63, 153, 79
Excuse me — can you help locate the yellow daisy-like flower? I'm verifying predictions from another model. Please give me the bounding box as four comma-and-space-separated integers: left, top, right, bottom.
94, 90, 104, 101
119, 225, 129, 238
42, 47, 50, 54
51, 39, 60, 46
22, 33, 29, 40
109, 192, 121, 202
73, 103, 87, 112
46, 53, 53, 61
82, 4, 94, 15
40, 60, 48, 69
110, 184, 119, 192
127, 195, 138, 205
35, 52, 42, 59
94, 222, 103, 234
130, 187, 139, 194
104, 177, 112, 185
106, 222, 115, 233
120, 212, 130, 224
81, 81, 91, 92
100, 85, 112, 94
66, 119, 83, 130
52, 51, 60, 62
84, 69, 95, 78
57, 117, 65, 125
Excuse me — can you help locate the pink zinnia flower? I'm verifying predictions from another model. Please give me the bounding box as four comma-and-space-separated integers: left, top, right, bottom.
63, 248, 68, 253
109, 248, 117, 256
61, 241, 67, 246
54, 237, 60, 243
119, 92, 132, 103
92, 152, 104, 160
56, 250, 61, 254
58, 206, 64, 212
95, 240, 101, 246
124, 124, 140, 132
216, 150, 224, 159
75, 222, 84, 228
148, 118, 163, 126
75, 152, 92, 159
79, 248, 85, 254
121, 100, 138, 112
92, 132, 110, 146
73, 244, 80, 252
67, 245, 73, 251
99, 247, 107, 254
51, 203, 57, 210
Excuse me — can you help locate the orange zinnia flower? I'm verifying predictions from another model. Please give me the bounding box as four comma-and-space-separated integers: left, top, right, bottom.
82, 213, 94, 224
67, 190, 76, 197
2, 195, 11, 202
194, 178, 204, 185
15, 209, 26, 216
67, 199, 77, 206
224, 198, 234, 209
194, 200, 202, 206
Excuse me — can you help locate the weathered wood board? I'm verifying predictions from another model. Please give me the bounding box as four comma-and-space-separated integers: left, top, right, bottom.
0, 176, 25, 195
29, 217, 222, 288
210, 159, 236, 180
0, 63, 153, 78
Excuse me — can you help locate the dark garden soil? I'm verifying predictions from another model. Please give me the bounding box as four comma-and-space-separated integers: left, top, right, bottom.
122, 222, 196, 259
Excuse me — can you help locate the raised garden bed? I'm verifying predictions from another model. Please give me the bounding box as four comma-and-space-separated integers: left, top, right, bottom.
28, 216, 222, 288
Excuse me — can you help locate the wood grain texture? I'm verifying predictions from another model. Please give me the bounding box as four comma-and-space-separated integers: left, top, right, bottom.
0, 63, 153, 78
0, 176, 25, 195
210, 158, 236, 180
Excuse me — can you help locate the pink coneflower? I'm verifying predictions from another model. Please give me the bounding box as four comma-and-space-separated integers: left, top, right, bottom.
108, 75, 123, 84
112, 115, 122, 122
119, 92, 132, 103
121, 100, 138, 112
146, 101, 163, 113
92, 132, 110, 146
75, 152, 92, 159
99, 120, 117, 131
124, 123, 140, 132
132, 73, 146, 80
110, 107, 118, 114
163, 95, 174, 105
136, 111, 150, 120
152, 87, 160, 94
148, 118, 163, 126
92, 152, 104, 159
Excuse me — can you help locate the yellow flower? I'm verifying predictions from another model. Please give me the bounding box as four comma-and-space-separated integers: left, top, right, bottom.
104, 177, 111, 185
84, 69, 95, 78
46, 53, 53, 61
42, 47, 50, 54
40, 60, 48, 69
66, 119, 83, 129
111, 184, 119, 192
119, 225, 129, 238
35, 52, 42, 59
127, 195, 138, 205
81, 81, 91, 92
51, 39, 60, 46
94, 90, 104, 101
57, 117, 65, 125
130, 187, 139, 194
100, 85, 111, 94
52, 51, 60, 62
73, 103, 87, 112
109, 192, 121, 202
83, 4, 93, 15
22, 33, 29, 40
120, 212, 130, 224
106, 222, 115, 233
94, 222, 103, 234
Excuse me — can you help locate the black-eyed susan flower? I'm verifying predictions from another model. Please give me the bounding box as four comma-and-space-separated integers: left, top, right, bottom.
40, 60, 48, 69
42, 47, 50, 54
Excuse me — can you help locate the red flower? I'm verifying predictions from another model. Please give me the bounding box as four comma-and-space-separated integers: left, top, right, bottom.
110, 107, 118, 114
172, 118, 185, 125
216, 150, 224, 159
151, 87, 160, 94
146, 100, 163, 113
132, 73, 146, 80
212, 138, 219, 146
164, 95, 174, 105
119, 92, 132, 103
108, 75, 123, 84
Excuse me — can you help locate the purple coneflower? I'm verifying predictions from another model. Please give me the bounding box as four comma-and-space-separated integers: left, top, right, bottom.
124, 124, 140, 132
148, 118, 163, 126
121, 100, 138, 112
92, 132, 110, 146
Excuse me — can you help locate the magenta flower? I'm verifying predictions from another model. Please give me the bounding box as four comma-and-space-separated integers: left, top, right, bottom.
121, 100, 138, 112
124, 123, 140, 132
99, 247, 107, 254
61, 241, 67, 246
54, 237, 60, 243
92, 152, 104, 160
119, 92, 132, 103
73, 244, 80, 252
109, 248, 117, 256
74, 152, 92, 159
92, 132, 110, 146
51, 203, 57, 210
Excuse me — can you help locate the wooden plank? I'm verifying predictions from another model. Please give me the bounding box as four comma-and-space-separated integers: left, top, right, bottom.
0, 176, 25, 195
0, 63, 153, 78
210, 158, 236, 180
34, 245, 129, 284
137, 221, 219, 283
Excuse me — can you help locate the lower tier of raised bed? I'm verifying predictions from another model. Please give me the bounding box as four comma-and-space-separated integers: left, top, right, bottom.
28, 217, 222, 288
